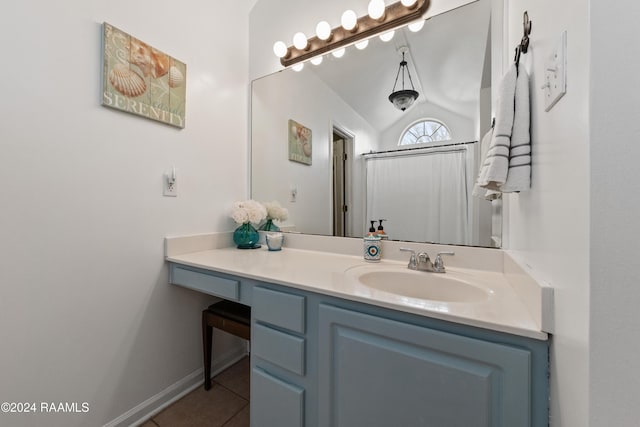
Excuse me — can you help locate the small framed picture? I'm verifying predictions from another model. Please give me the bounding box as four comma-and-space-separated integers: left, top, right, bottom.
102, 22, 186, 128
288, 119, 312, 165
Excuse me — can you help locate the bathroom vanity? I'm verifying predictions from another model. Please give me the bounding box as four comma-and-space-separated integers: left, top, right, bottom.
166, 233, 551, 427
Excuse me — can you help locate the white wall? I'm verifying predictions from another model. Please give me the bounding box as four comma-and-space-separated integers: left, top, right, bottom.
589, 1, 640, 426
251, 69, 377, 235
504, 2, 640, 426
500, 0, 590, 426
0, 1, 249, 426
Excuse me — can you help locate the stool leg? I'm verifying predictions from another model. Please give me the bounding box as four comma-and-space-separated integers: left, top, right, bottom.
202, 311, 213, 390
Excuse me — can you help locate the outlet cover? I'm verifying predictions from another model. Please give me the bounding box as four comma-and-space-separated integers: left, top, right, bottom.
163, 173, 178, 197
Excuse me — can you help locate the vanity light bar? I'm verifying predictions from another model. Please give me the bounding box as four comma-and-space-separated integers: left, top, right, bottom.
279, 0, 430, 67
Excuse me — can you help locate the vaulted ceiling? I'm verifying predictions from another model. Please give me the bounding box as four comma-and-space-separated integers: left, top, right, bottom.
307, 0, 491, 133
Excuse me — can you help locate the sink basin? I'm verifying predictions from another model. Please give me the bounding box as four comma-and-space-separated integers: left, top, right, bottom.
344, 265, 489, 303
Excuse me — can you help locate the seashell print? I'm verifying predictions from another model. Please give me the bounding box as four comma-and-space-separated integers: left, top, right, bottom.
109, 63, 146, 97
302, 142, 312, 157
168, 65, 184, 88
128, 38, 171, 79
150, 48, 171, 78
128, 38, 153, 77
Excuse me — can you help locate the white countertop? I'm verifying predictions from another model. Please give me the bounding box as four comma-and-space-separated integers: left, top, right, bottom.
166, 233, 550, 341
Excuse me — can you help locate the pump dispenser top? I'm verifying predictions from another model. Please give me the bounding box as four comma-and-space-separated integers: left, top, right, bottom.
368, 220, 377, 236
377, 219, 388, 239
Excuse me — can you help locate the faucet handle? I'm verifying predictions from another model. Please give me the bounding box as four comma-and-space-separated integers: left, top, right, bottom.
399, 248, 417, 270
433, 252, 455, 273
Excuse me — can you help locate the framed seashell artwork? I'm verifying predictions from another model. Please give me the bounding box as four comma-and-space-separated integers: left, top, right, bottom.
102, 22, 186, 128
288, 119, 312, 165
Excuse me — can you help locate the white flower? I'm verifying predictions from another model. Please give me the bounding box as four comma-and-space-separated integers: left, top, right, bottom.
263, 201, 289, 222
230, 200, 267, 225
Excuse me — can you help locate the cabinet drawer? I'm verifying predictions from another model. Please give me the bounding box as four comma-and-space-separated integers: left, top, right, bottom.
170, 266, 239, 301
252, 368, 304, 427
253, 287, 305, 333
253, 323, 305, 375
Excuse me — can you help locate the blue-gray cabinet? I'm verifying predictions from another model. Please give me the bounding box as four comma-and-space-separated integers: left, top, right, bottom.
252, 367, 305, 427
168, 263, 549, 427
251, 286, 308, 427
318, 304, 534, 427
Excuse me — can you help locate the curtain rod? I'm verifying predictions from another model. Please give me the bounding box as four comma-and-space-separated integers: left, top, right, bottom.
361, 140, 477, 157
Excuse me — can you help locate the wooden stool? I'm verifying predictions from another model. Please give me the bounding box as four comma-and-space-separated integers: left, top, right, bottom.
202, 300, 251, 390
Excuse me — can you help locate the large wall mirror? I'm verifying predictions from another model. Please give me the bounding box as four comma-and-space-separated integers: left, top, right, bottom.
251, 0, 501, 248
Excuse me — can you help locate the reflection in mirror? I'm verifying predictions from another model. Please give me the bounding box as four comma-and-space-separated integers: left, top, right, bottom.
251, 0, 500, 247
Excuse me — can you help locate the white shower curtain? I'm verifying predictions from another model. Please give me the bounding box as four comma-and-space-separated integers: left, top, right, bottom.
366, 146, 471, 245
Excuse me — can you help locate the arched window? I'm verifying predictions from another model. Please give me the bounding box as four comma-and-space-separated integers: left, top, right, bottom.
399, 119, 451, 146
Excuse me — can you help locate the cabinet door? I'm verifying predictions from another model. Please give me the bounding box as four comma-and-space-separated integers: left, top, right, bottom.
318, 304, 531, 427
252, 368, 304, 427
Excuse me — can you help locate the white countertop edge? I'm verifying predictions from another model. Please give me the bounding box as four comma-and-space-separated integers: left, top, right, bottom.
173, 255, 547, 341
503, 251, 555, 334
275, 233, 554, 335
166, 241, 549, 341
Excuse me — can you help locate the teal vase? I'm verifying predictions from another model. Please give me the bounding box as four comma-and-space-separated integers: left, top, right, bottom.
233, 223, 260, 249
259, 218, 281, 232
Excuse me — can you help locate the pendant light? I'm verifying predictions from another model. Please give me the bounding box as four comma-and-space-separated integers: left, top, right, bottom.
389, 51, 419, 111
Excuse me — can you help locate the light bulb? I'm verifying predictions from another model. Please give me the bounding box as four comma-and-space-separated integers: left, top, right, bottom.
273, 41, 288, 58
368, 0, 386, 20
332, 48, 346, 58
408, 20, 425, 32
292, 63, 304, 72
401, 0, 418, 7
316, 21, 332, 41
379, 30, 395, 42
311, 56, 323, 65
293, 32, 308, 50
341, 10, 358, 31
355, 40, 369, 50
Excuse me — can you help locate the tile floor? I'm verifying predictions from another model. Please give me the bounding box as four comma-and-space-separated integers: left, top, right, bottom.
141, 356, 250, 427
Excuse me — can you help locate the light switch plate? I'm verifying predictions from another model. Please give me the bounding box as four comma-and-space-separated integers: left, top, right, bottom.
543, 31, 567, 112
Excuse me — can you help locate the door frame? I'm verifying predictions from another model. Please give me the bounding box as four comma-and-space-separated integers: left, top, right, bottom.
330, 122, 354, 237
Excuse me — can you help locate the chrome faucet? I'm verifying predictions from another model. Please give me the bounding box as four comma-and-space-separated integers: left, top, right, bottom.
433, 252, 455, 273
399, 248, 418, 269
416, 252, 433, 271
400, 248, 455, 273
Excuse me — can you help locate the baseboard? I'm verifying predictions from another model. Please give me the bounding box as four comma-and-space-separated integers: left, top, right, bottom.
103, 345, 248, 427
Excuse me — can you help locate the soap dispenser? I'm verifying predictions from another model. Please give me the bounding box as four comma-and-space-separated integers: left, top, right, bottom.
367, 220, 377, 237
377, 219, 388, 240
363, 234, 381, 262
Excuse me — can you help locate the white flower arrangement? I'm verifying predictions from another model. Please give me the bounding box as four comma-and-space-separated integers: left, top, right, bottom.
263, 201, 289, 222
231, 200, 267, 225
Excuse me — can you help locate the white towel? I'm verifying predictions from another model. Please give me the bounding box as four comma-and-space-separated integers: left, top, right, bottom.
477, 64, 518, 191
501, 67, 531, 192
472, 127, 501, 200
